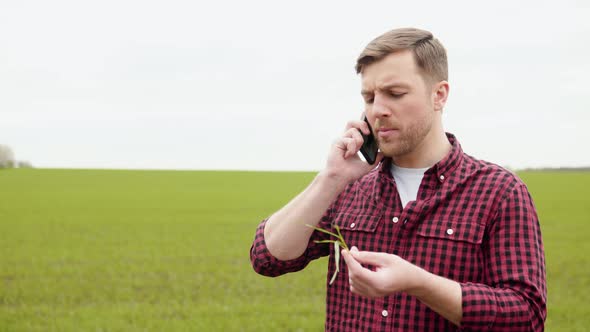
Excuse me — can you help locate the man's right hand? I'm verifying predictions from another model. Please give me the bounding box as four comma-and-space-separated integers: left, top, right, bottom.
322, 119, 384, 185
263, 118, 383, 261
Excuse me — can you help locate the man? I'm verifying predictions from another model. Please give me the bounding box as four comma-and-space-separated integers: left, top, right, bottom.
250, 27, 546, 331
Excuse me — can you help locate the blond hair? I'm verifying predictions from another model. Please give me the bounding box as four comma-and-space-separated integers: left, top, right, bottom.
355, 27, 448, 84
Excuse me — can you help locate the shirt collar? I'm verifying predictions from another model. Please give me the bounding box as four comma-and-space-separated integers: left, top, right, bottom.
378, 132, 463, 183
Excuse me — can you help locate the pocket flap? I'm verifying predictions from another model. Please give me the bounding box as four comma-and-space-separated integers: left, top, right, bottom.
334, 212, 381, 232
417, 220, 484, 244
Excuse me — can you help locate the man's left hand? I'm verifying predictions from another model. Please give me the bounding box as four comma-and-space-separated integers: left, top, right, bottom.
342, 246, 463, 326
341, 246, 426, 298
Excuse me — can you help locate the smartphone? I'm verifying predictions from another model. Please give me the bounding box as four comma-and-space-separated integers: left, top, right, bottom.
358, 115, 379, 165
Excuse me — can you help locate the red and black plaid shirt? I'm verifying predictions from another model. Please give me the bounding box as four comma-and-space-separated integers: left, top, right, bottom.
251, 133, 546, 331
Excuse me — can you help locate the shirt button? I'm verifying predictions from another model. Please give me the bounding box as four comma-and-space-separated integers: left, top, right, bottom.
446, 228, 454, 235
392, 217, 399, 223
440, 174, 445, 181
350, 223, 356, 228
381, 309, 388, 317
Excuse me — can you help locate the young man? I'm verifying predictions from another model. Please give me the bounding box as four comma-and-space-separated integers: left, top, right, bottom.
250, 27, 546, 331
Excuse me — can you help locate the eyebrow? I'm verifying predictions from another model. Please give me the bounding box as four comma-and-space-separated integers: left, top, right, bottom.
361, 82, 411, 96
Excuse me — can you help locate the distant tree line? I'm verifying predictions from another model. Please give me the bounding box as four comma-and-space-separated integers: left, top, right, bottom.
0, 144, 33, 169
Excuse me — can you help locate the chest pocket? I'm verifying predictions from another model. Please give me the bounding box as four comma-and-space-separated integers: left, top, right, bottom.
415, 220, 486, 282
416, 220, 485, 244
332, 211, 382, 252
333, 212, 381, 232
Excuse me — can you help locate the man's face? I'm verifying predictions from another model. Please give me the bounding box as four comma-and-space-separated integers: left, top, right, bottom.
361, 50, 436, 158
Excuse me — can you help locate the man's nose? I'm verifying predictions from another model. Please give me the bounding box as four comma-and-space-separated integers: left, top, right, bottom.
371, 94, 391, 117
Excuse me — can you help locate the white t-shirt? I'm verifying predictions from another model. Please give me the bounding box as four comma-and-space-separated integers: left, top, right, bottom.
391, 164, 429, 208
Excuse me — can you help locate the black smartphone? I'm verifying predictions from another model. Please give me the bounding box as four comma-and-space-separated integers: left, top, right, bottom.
358, 116, 379, 165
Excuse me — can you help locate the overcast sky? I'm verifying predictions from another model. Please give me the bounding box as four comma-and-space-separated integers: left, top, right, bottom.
1, 0, 589, 171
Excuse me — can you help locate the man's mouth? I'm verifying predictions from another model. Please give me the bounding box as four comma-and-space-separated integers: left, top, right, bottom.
376, 127, 399, 139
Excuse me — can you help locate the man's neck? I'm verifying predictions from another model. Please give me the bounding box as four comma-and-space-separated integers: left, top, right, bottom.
392, 128, 452, 168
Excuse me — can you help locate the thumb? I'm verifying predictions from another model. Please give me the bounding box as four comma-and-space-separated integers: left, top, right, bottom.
341, 248, 361, 269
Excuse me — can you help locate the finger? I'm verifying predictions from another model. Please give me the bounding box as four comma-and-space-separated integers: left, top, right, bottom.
350, 129, 365, 149
341, 249, 359, 269
349, 250, 393, 267
348, 270, 378, 298
344, 120, 370, 135
333, 137, 346, 150
334, 137, 354, 152
343, 251, 366, 290
360, 119, 370, 135
349, 282, 371, 297
343, 129, 364, 157
343, 127, 362, 139
348, 127, 369, 153
350, 284, 379, 298
340, 139, 354, 159
342, 249, 375, 284
339, 134, 362, 159
341, 249, 367, 275
346, 139, 358, 158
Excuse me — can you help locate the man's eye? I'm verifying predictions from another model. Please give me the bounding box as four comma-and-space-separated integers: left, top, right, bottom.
390, 92, 406, 98
365, 98, 374, 104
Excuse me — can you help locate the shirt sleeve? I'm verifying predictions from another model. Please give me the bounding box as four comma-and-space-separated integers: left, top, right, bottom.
250, 206, 335, 277
460, 182, 547, 331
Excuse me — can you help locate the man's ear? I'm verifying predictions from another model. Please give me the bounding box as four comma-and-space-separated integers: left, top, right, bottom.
432, 81, 449, 112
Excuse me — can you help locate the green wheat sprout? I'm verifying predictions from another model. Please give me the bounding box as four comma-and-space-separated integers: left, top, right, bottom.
306, 224, 349, 285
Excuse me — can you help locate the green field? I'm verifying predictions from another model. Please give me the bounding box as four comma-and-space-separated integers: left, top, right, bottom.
0, 169, 589, 331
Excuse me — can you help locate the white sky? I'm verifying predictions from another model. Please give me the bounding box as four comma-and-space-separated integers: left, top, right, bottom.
1, 0, 589, 171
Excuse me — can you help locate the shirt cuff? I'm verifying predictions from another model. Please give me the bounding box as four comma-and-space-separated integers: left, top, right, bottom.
250, 219, 312, 277
460, 282, 497, 330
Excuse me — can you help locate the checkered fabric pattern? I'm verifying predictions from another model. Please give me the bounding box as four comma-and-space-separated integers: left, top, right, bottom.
250, 133, 546, 331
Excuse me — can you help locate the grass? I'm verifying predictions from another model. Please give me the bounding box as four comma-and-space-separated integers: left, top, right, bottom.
518, 171, 590, 331
0, 169, 588, 331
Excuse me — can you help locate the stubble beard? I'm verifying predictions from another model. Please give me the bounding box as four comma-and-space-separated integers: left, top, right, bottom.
377, 116, 433, 159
